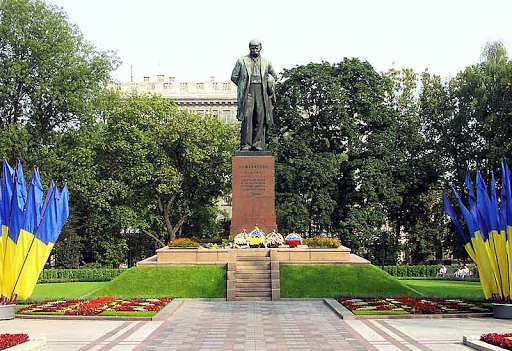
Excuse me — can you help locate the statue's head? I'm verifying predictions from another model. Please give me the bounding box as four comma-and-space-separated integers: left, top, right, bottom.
249, 39, 262, 58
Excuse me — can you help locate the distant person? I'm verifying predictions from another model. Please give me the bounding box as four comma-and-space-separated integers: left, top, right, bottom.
455, 266, 464, 278
437, 265, 447, 277
462, 265, 470, 279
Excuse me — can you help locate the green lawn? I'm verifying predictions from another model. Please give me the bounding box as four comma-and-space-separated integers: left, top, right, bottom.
20, 282, 108, 302
89, 266, 226, 298
401, 279, 485, 300
280, 265, 419, 298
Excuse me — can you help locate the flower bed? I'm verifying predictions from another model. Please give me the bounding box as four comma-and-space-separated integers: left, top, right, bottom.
481, 333, 512, 350
0, 334, 28, 350
17, 297, 171, 316
337, 296, 491, 315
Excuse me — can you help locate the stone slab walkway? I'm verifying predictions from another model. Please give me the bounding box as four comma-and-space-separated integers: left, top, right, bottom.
1, 300, 512, 350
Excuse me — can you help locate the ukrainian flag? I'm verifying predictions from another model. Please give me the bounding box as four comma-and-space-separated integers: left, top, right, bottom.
451, 187, 496, 299
2, 163, 28, 297
0, 160, 69, 300
502, 162, 512, 297
14, 184, 68, 299
0, 160, 14, 298
445, 163, 512, 301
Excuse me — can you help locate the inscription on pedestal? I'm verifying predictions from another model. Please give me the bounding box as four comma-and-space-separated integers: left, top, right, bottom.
241, 178, 265, 196
230, 155, 277, 238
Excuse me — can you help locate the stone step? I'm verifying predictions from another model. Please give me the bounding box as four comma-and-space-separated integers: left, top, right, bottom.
236, 265, 271, 271
236, 273, 270, 280
235, 261, 271, 267
236, 287, 271, 293
236, 297, 271, 301
236, 282, 271, 288
236, 256, 270, 261
236, 291, 272, 297
237, 250, 270, 257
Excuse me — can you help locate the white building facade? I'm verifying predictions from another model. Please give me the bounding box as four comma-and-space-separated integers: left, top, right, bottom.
112, 75, 238, 124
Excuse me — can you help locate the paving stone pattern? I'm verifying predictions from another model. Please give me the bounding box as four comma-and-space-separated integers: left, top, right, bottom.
138, 300, 368, 351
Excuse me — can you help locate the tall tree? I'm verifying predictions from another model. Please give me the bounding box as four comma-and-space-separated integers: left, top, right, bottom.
0, 0, 118, 136
105, 94, 238, 243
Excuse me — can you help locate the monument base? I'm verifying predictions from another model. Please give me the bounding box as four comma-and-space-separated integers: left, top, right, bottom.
230, 154, 277, 238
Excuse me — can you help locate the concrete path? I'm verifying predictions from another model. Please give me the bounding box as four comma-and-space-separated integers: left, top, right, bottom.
1, 300, 511, 351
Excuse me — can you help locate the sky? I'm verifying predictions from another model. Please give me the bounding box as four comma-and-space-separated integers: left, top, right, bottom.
48, 0, 512, 83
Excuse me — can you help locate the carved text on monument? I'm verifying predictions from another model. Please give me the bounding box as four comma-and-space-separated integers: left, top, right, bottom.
241, 178, 266, 196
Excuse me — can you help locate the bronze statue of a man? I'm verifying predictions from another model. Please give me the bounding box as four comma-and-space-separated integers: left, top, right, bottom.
231, 39, 277, 151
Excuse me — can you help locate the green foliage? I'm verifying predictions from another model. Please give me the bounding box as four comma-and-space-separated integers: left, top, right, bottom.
280, 265, 418, 298
0, 0, 119, 135
381, 265, 441, 278
37, 268, 124, 283
271, 59, 435, 264
105, 93, 238, 243
90, 266, 226, 298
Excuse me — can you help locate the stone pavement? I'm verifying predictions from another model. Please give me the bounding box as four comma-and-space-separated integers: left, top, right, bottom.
1, 300, 511, 351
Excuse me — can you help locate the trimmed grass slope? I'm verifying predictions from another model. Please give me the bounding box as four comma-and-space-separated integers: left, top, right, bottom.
20, 282, 108, 302
89, 266, 226, 298
402, 279, 485, 300
281, 265, 419, 298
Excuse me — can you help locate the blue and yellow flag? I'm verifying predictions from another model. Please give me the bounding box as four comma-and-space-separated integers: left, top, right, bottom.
0, 161, 69, 300
445, 162, 512, 301
2, 163, 28, 296
14, 184, 68, 298
0, 160, 14, 296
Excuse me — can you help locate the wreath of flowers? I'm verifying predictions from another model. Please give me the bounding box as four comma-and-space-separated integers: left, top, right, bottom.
285, 233, 302, 247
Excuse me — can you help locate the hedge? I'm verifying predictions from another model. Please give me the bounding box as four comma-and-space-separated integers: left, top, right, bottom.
381, 265, 441, 278
37, 269, 125, 283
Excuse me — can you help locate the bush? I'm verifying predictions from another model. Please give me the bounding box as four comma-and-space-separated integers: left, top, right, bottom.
381, 265, 441, 278
303, 237, 341, 248
167, 238, 200, 248
38, 269, 124, 283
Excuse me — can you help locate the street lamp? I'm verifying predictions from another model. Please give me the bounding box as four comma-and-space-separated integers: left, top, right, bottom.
121, 227, 140, 268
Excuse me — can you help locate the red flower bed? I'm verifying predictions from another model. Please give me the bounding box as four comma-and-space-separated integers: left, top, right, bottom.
17, 297, 171, 316
337, 296, 491, 315
481, 333, 512, 350
0, 334, 28, 350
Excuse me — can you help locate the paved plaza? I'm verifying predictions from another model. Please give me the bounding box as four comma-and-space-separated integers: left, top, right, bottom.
1, 300, 511, 351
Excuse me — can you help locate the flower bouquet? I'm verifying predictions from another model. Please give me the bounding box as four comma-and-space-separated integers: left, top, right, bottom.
248, 227, 266, 248
285, 233, 302, 247
234, 230, 249, 248
265, 230, 284, 248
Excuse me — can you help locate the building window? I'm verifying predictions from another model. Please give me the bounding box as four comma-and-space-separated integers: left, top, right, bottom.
223, 83, 231, 91
180, 83, 188, 92
223, 110, 231, 122
212, 110, 219, 117
148, 83, 155, 90
213, 83, 219, 91
163, 83, 172, 90
197, 110, 205, 115
197, 83, 204, 91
